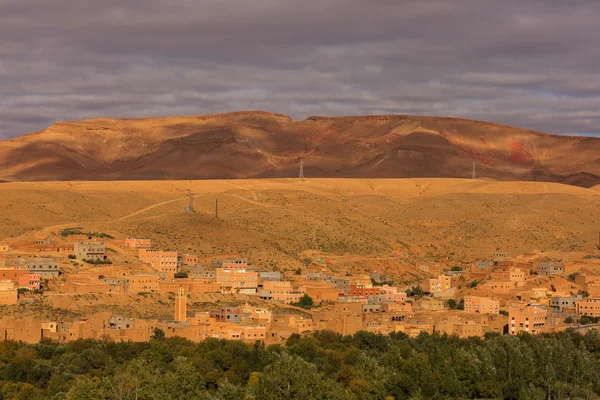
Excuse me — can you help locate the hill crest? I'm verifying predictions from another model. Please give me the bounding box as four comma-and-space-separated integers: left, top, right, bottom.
0, 111, 599, 186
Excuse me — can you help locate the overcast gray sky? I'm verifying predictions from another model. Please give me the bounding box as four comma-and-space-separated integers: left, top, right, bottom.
1, 0, 599, 138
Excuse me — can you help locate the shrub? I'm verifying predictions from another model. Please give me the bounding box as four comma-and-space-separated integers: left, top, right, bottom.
291, 294, 315, 309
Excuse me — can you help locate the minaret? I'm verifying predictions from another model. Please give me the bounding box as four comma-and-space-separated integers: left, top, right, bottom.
175, 286, 186, 322
299, 159, 304, 180
471, 162, 476, 180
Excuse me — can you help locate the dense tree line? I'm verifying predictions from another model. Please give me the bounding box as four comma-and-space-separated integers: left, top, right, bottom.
1, 329, 600, 399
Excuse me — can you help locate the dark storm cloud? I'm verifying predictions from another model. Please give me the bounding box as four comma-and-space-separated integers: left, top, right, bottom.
1, 0, 600, 138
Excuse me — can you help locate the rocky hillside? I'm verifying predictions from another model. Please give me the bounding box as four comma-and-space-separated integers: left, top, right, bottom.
0, 111, 599, 186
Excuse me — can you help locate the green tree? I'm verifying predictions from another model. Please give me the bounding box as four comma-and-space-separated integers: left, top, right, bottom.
151, 328, 165, 341
254, 353, 347, 399
292, 294, 314, 309
66, 377, 109, 400
162, 357, 206, 400
174, 271, 188, 279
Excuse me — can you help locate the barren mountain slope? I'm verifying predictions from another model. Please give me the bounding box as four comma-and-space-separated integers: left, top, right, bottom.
1, 179, 599, 276
0, 111, 599, 185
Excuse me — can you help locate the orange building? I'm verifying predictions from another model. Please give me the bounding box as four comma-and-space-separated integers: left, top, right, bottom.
105, 275, 159, 293
464, 296, 500, 314
125, 238, 151, 249
216, 268, 258, 294
0, 318, 59, 342
423, 275, 452, 294
380, 302, 412, 313
312, 302, 364, 336
304, 282, 341, 303
0, 268, 28, 281
509, 268, 527, 283
474, 280, 517, 296
576, 298, 600, 317
0, 281, 17, 305
509, 305, 547, 335
179, 254, 199, 267
158, 279, 220, 294
138, 249, 178, 273
127, 275, 159, 292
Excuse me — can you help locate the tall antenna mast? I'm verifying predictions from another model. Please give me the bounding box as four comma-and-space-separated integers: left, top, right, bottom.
299, 159, 305, 180
471, 162, 476, 180
185, 191, 194, 212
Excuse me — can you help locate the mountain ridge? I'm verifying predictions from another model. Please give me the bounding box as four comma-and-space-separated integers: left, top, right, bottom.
1, 111, 599, 186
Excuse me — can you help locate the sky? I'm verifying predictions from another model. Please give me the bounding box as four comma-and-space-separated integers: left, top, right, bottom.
1, 0, 600, 139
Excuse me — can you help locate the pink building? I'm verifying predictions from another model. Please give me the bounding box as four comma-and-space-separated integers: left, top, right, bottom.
18, 273, 40, 291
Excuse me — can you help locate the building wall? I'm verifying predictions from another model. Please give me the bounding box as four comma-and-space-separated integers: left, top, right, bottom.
220, 258, 248, 269
349, 284, 380, 297
0, 268, 28, 281
125, 238, 151, 249
262, 281, 305, 304
0, 289, 17, 305
464, 296, 500, 314
127, 275, 159, 292
423, 275, 452, 293
18, 273, 40, 290
577, 298, 600, 317
138, 249, 178, 273
538, 262, 564, 276
304, 284, 340, 303
13, 257, 60, 277
509, 305, 547, 335
74, 241, 106, 260
216, 268, 258, 293
181, 254, 198, 266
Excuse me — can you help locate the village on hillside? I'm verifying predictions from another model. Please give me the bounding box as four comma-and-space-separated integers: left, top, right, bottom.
1, 228, 600, 345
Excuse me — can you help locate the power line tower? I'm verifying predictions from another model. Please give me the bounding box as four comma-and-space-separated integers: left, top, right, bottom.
471, 162, 476, 180
299, 159, 305, 180
185, 192, 194, 212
